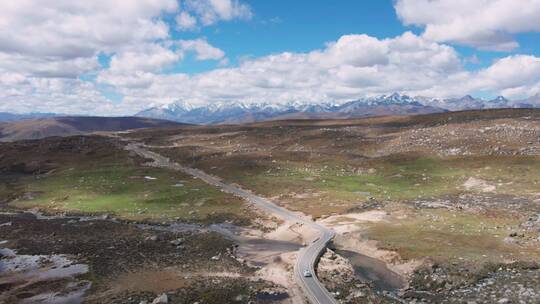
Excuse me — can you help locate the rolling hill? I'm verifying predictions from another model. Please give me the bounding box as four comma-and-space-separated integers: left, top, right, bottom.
0, 116, 182, 142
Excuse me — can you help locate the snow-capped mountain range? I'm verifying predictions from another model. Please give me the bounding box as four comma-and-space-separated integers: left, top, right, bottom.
137, 93, 540, 124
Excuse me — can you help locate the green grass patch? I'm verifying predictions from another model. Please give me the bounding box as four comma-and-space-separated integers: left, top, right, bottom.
12, 161, 251, 225
158, 144, 540, 217
196, 154, 540, 217
366, 208, 540, 263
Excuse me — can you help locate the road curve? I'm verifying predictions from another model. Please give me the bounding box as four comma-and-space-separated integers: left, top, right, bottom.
126, 143, 338, 304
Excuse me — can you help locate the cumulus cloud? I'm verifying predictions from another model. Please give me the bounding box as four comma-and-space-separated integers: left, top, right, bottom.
101, 32, 540, 112
94, 32, 467, 109
176, 0, 253, 31
0, 0, 180, 85
96, 43, 183, 88
1, 1, 539, 115
0, 52, 100, 79
176, 11, 198, 30
96, 39, 225, 89
395, 0, 540, 51
0, 77, 130, 115
469, 55, 540, 97
178, 39, 225, 60
0, 1, 177, 59
0, 0, 229, 114
109, 44, 183, 74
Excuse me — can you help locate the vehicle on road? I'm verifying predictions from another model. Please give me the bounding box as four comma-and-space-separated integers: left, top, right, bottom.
303, 270, 312, 277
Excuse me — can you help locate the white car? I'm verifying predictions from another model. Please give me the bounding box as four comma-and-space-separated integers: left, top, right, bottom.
303, 270, 312, 277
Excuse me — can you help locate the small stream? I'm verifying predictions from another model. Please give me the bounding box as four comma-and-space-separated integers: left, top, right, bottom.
0, 244, 91, 304
335, 249, 405, 292
11, 210, 404, 299
25, 209, 302, 268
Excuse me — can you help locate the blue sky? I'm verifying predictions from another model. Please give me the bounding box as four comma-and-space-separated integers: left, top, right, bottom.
175, 1, 406, 62
169, 1, 415, 73
170, 1, 540, 74
0, 0, 539, 115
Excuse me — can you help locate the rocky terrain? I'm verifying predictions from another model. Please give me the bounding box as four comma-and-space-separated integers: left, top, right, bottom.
404, 262, 540, 303
0, 211, 281, 304
0, 135, 288, 304
125, 108, 540, 303
1, 109, 539, 303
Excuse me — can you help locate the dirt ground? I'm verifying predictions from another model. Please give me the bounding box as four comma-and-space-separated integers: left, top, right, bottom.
0, 211, 286, 304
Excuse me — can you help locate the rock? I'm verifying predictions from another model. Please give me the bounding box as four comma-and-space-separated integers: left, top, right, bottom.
503, 237, 518, 244
146, 235, 158, 241
170, 238, 183, 246
234, 295, 247, 301
151, 293, 168, 304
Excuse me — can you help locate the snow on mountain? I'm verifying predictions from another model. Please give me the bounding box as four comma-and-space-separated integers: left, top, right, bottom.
135, 93, 539, 124
426, 95, 486, 111
338, 93, 423, 113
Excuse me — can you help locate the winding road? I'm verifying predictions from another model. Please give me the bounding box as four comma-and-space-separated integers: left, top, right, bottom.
126, 143, 338, 304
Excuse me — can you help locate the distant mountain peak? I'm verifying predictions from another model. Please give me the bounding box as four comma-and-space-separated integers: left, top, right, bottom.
161, 100, 194, 112
491, 96, 508, 102
135, 92, 538, 125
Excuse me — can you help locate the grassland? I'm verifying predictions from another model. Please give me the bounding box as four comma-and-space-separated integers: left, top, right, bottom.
13, 165, 251, 224
365, 206, 540, 264
138, 110, 539, 271
160, 146, 540, 217
2, 136, 253, 225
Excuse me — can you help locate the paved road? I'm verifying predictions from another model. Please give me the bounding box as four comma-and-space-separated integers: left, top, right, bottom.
126, 143, 338, 304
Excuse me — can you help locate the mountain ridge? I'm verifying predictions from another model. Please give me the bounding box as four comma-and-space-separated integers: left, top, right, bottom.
136, 93, 540, 124
0, 112, 59, 122
0, 116, 183, 142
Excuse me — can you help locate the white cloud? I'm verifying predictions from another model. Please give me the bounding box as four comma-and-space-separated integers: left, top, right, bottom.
1, 1, 539, 115
100, 32, 540, 113
0, 77, 129, 115
315, 34, 389, 68
395, 0, 540, 51
108, 45, 182, 74
0, 52, 99, 78
178, 0, 253, 29
0, 0, 181, 83
100, 32, 466, 109
178, 39, 225, 60
0, 0, 228, 114
469, 55, 540, 96
96, 39, 225, 89
176, 11, 198, 30
0, 1, 178, 59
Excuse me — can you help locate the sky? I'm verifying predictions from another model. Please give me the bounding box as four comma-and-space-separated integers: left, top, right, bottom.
0, 0, 540, 115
